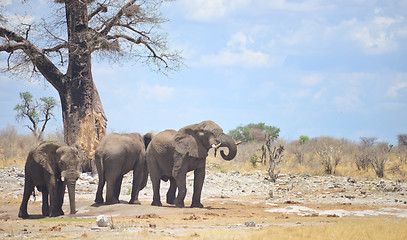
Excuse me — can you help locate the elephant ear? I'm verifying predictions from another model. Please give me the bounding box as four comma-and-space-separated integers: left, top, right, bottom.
174, 126, 207, 159
33, 141, 61, 176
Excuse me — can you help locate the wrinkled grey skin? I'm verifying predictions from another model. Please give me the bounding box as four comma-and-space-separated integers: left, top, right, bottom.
94, 132, 152, 205
146, 120, 237, 208
18, 141, 81, 218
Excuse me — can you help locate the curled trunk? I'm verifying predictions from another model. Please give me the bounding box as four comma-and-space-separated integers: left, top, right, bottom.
218, 134, 237, 161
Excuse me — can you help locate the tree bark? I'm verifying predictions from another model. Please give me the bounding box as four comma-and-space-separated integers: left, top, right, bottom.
61, 0, 107, 167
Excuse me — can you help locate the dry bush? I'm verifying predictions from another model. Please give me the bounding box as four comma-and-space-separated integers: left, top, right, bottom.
370, 142, 393, 178
209, 135, 406, 181
0, 125, 38, 167
306, 137, 346, 174
2, 124, 406, 181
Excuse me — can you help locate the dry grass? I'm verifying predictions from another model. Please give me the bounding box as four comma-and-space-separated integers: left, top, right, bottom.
210, 141, 407, 181
0, 125, 64, 168
39, 217, 405, 240
177, 217, 407, 240
1, 124, 407, 182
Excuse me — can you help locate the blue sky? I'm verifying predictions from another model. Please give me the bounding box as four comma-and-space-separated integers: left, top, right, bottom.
1, 0, 406, 144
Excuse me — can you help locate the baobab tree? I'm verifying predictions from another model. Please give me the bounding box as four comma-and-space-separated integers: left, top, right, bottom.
0, 1, 182, 165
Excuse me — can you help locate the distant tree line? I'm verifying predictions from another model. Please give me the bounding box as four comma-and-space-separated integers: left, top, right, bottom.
228, 123, 280, 143
230, 123, 407, 180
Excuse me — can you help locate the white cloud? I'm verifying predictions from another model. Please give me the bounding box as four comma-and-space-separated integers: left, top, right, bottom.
263, 0, 334, 12
386, 80, 407, 99
179, 0, 250, 22
198, 32, 284, 68
294, 89, 311, 98
227, 32, 253, 50
313, 89, 324, 100
0, 0, 11, 7
178, 0, 334, 22
137, 82, 175, 102
199, 49, 272, 68
346, 16, 406, 54
334, 93, 361, 112
301, 74, 323, 86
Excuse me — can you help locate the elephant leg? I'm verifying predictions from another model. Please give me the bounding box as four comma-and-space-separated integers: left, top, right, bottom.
105, 178, 120, 205
191, 167, 206, 208
18, 178, 34, 219
95, 173, 105, 204
114, 176, 123, 201
48, 181, 62, 217
56, 181, 65, 216
150, 175, 162, 206
41, 187, 50, 216
166, 177, 177, 205
173, 153, 188, 208
129, 167, 143, 204
174, 173, 187, 208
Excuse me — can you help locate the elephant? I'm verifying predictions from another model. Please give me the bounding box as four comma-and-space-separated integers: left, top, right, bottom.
18, 141, 81, 218
146, 120, 238, 208
94, 132, 153, 205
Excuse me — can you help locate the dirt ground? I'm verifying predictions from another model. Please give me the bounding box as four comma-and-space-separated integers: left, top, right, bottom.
1, 166, 407, 239
1, 194, 407, 239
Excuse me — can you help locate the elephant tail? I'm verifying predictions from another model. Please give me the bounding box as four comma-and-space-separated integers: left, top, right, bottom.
143, 132, 154, 149
94, 150, 105, 184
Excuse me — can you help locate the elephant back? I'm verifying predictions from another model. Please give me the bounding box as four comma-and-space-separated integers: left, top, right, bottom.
147, 129, 176, 155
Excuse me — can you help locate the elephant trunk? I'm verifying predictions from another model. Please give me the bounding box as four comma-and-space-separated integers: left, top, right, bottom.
67, 181, 76, 214
218, 133, 237, 161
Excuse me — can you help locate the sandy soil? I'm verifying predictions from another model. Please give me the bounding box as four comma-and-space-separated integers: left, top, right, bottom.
1, 167, 407, 239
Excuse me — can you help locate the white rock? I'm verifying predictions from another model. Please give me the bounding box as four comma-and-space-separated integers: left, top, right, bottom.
96, 215, 110, 227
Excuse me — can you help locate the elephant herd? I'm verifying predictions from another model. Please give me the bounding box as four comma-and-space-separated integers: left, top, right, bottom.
18, 120, 238, 218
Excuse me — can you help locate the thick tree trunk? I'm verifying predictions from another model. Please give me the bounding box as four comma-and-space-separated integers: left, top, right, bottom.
59, 83, 106, 164
60, 0, 107, 169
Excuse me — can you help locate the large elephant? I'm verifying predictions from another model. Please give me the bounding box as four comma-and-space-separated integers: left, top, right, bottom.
18, 141, 81, 218
94, 132, 152, 205
146, 120, 238, 208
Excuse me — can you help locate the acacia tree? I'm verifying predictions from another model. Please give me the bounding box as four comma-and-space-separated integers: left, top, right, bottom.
1, 1, 181, 162
14, 91, 58, 140
229, 123, 280, 143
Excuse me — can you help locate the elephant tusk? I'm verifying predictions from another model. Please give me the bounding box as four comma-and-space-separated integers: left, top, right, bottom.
235, 141, 242, 145
212, 143, 222, 149
61, 176, 65, 182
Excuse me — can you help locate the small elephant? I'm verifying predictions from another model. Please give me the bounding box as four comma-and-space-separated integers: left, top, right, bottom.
146, 120, 238, 208
94, 132, 153, 205
18, 141, 81, 218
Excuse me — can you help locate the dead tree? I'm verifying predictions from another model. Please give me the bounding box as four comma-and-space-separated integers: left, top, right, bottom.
263, 134, 284, 182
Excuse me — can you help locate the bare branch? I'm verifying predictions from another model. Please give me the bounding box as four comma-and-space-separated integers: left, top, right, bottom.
89, 3, 108, 21
43, 43, 68, 53
116, 23, 152, 41
1, 27, 65, 91
100, 0, 137, 35
22, 24, 31, 40
107, 33, 169, 68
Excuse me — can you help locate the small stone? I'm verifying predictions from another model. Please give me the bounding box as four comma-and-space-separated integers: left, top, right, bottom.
245, 221, 256, 227
345, 195, 355, 199
96, 215, 110, 227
